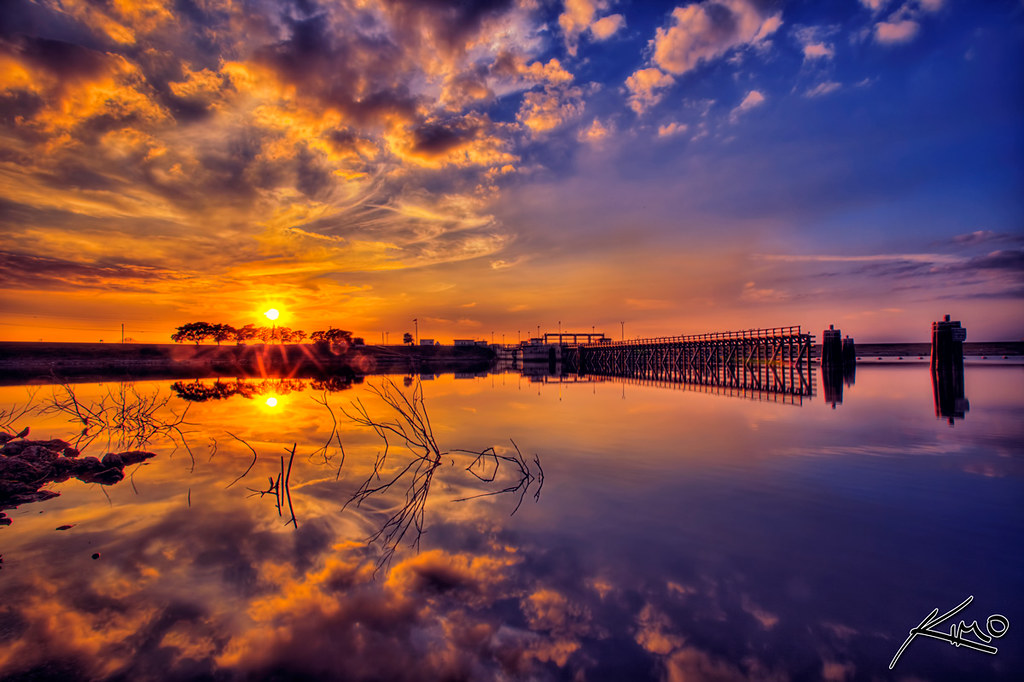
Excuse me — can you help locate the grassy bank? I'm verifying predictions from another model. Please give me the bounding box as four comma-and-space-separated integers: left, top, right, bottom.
0, 342, 495, 384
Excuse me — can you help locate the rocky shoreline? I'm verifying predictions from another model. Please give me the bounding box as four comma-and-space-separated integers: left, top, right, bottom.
0, 429, 154, 526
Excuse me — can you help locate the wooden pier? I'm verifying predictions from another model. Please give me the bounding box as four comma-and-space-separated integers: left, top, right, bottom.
566, 326, 815, 398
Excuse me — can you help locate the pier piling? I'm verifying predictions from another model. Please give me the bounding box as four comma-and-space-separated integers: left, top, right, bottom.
930, 314, 969, 424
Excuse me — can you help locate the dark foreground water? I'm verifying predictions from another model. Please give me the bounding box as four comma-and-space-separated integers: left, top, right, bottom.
0, 364, 1021, 681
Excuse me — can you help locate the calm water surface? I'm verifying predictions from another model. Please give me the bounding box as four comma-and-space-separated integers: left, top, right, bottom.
0, 364, 1021, 681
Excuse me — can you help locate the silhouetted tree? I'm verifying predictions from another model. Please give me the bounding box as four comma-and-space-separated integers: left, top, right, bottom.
352, 337, 364, 346
311, 328, 353, 345
403, 332, 413, 345
211, 323, 236, 345
172, 322, 214, 346
234, 324, 258, 345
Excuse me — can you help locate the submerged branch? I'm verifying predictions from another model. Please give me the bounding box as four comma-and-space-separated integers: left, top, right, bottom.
224, 432, 257, 489
331, 377, 543, 571
39, 380, 194, 463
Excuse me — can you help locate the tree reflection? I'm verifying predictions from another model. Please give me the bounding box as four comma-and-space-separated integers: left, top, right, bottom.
170, 375, 359, 402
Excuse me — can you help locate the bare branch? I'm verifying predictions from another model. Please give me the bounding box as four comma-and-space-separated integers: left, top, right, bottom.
224, 432, 258, 489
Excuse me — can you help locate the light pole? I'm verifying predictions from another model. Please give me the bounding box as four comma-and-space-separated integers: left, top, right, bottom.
413, 318, 418, 345
620, 321, 624, 341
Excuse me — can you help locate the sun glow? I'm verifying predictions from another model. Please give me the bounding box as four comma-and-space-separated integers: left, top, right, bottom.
265, 396, 278, 408
264, 308, 280, 321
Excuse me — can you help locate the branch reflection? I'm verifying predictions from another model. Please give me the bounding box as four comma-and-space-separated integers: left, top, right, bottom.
337, 378, 543, 570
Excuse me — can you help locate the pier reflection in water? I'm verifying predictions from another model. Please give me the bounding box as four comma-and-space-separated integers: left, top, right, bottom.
821, 363, 857, 408
0, 364, 1020, 681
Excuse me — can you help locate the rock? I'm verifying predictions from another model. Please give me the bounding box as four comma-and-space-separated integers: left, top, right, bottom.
101, 451, 154, 468
0, 432, 155, 526
78, 467, 124, 485
0, 455, 49, 481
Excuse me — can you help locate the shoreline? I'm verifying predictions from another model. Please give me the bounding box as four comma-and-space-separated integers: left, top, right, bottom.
1, 340, 1021, 386
0, 342, 495, 385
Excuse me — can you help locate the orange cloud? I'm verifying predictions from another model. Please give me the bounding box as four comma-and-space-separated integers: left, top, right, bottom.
517, 85, 586, 134
625, 67, 675, 114
651, 0, 781, 76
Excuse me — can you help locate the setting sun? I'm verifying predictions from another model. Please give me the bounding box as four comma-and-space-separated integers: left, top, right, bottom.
265, 396, 278, 407
264, 309, 280, 321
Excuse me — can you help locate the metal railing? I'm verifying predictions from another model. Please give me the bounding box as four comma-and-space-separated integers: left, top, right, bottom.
577, 326, 807, 349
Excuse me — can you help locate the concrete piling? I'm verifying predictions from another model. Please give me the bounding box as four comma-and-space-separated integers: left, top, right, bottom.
930, 314, 968, 424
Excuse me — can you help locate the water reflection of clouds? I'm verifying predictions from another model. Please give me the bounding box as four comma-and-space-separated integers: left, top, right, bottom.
2, 369, 1022, 680
1, 486, 1018, 681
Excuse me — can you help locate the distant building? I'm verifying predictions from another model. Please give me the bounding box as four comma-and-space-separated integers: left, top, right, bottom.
419, 339, 435, 346
453, 339, 476, 346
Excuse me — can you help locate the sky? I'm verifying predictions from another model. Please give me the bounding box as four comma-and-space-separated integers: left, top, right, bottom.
0, 0, 1021, 344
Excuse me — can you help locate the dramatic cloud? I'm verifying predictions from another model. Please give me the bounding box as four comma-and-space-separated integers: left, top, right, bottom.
0, 0, 1019, 342
650, 0, 782, 76
559, 0, 625, 55
0, 0, 567, 326
590, 14, 626, 41
517, 85, 586, 134
625, 67, 675, 114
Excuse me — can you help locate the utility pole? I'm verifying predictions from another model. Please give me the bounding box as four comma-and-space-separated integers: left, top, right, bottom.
121, 323, 124, 344
620, 321, 624, 341
413, 318, 418, 345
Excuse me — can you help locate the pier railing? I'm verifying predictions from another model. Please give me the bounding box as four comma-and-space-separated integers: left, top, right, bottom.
578, 326, 806, 349
568, 326, 814, 398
